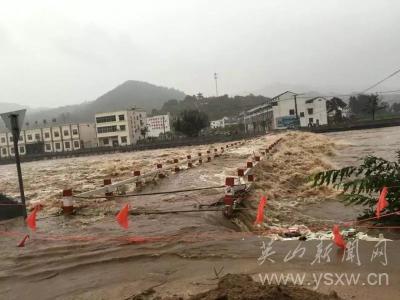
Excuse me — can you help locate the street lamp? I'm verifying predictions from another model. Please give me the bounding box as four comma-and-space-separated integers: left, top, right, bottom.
1, 109, 27, 217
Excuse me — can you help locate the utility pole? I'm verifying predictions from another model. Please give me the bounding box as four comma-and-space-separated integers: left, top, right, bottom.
162, 115, 166, 139
214, 73, 219, 97
293, 94, 299, 126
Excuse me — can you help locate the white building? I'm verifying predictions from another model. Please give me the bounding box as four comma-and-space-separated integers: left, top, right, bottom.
0, 122, 97, 159
239, 91, 328, 131
210, 117, 239, 129
95, 108, 147, 147
210, 117, 228, 129
271, 91, 328, 128
146, 114, 171, 137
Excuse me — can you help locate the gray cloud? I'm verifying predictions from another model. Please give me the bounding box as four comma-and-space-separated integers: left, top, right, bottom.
0, 0, 399, 107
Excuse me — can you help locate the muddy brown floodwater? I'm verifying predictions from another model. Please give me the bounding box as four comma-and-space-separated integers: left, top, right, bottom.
0, 128, 399, 300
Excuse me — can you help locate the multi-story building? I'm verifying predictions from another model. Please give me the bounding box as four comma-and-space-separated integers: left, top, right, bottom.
146, 114, 171, 137
271, 91, 328, 128
240, 102, 274, 132
0, 122, 97, 159
0, 130, 26, 158
240, 91, 328, 132
95, 108, 147, 146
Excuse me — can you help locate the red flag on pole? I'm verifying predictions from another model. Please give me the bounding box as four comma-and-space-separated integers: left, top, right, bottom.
26, 206, 39, 231
332, 225, 346, 249
254, 196, 267, 225
17, 234, 30, 247
376, 187, 389, 219
116, 204, 129, 229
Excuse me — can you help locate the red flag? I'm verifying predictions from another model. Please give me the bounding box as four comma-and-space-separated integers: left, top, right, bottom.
376, 187, 389, 219
116, 204, 129, 229
17, 234, 30, 247
332, 225, 346, 249
254, 196, 267, 225
26, 206, 39, 231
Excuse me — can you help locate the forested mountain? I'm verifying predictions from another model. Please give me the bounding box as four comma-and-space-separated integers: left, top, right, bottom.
23, 81, 185, 124
1, 83, 271, 127
153, 94, 269, 120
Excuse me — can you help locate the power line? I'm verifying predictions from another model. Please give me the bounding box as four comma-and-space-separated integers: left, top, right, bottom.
361, 66, 400, 94
375, 89, 400, 94
284, 67, 400, 100
279, 88, 400, 101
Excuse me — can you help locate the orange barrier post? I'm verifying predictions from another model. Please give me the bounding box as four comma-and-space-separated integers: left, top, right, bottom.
62, 189, 74, 215
104, 179, 113, 197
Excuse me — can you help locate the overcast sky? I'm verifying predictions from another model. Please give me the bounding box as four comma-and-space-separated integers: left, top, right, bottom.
1, 0, 400, 108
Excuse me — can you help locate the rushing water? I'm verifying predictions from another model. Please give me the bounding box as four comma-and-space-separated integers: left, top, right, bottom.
0, 128, 399, 299
326, 126, 400, 167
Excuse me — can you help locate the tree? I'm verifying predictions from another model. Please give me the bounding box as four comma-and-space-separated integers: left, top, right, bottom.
153, 94, 269, 121
140, 127, 149, 139
196, 93, 204, 100
391, 102, 400, 113
312, 152, 400, 219
349, 94, 387, 119
363, 94, 387, 120
327, 97, 347, 122
173, 110, 209, 137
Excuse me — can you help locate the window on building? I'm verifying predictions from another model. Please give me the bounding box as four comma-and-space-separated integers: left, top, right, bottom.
45, 144, 51, 151
19, 135, 23, 141
97, 126, 118, 133
65, 141, 70, 149
54, 131, 60, 137
309, 118, 314, 124
307, 108, 313, 115
289, 109, 295, 115
63, 130, 69, 136
300, 112, 305, 117
96, 115, 116, 123
9, 136, 13, 142
0, 137, 5, 143
72, 129, 78, 135
27, 135, 33, 140
121, 136, 127, 143
1, 148, 7, 155
19, 146, 25, 153
44, 132, 50, 138
119, 125, 126, 131
103, 138, 109, 145
73, 141, 80, 148
10, 148, 14, 154
55, 142, 61, 150
119, 114, 125, 121
35, 133, 41, 140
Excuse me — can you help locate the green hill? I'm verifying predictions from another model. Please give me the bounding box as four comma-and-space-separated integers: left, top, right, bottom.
154, 94, 269, 120
24, 81, 186, 124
